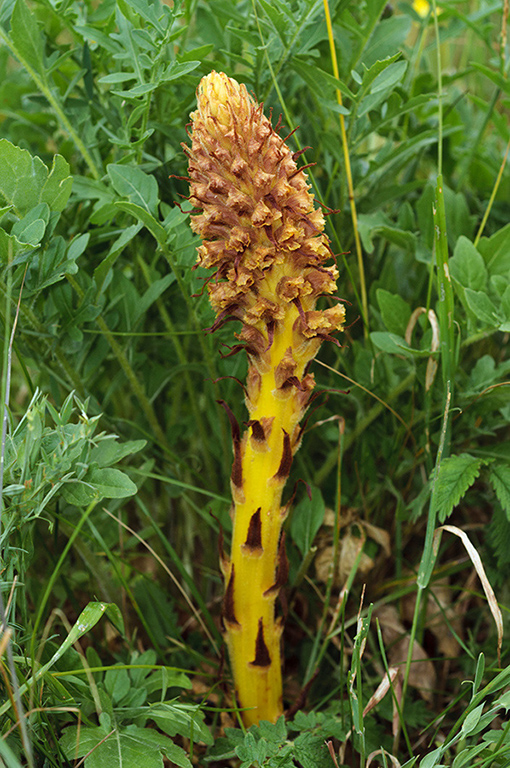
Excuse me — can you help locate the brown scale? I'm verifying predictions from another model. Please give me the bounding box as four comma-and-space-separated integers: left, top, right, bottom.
242, 508, 263, 553
264, 532, 289, 597
223, 566, 240, 627
250, 619, 271, 668
274, 431, 293, 480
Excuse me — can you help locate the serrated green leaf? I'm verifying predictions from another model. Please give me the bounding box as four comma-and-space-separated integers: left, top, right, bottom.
60, 724, 190, 768
361, 52, 402, 91
489, 464, 510, 519
435, 454, 487, 523
0, 140, 72, 216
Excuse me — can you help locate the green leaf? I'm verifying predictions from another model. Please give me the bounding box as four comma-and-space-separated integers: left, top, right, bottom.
290, 485, 325, 556
41, 154, 74, 212
105, 667, 131, 704
62, 467, 137, 505
362, 15, 412, 68
434, 454, 487, 523
134, 275, 175, 322
61, 724, 191, 768
376, 288, 412, 335
114, 201, 167, 244
0, 140, 72, 216
358, 210, 416, 252
0, 228, 33, 262
89, 437, 146, 468
87, 467, 138, 499
10, 0, 46, 76
464, 289, 501, 327
107, 164, 159, 214
93, 222, 143, 295
489, 464, 510, 519
449, 236, 488, 290
0, 736, 24, 768
478, 223, 510, 277
149, 702, 213, 746
360, 52, 402, 92
460, 703, 484, 736
501, 285, 510, 320
46, 603, 119, 669
160, 60, 200, 83
370, 332, 429, 358
98, 72, 138, 84
292, 59, 355, 100
11, 202, 49, 245
370, 60, 407, 93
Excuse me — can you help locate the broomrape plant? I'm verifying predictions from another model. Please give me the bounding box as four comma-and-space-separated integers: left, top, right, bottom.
185, 71, 344, 726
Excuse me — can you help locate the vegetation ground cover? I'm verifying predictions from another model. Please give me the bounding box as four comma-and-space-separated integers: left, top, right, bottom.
0, 0, 510, 766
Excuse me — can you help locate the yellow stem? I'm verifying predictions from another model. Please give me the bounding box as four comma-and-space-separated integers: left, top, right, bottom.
225, 304, 303, 725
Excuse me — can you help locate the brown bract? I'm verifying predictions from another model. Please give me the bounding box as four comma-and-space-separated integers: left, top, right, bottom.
184, 70, 345, 343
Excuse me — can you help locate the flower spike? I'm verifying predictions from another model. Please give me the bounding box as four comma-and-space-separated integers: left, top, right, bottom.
186, 71, 345, 726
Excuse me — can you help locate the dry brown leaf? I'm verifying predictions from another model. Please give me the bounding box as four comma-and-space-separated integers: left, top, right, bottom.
315, 517, 390, 586
375, 605, 436, 703
401, 577, 461, 658
435, 525, 503, 665
363, 666, 399, 716
366, 749, 401, 767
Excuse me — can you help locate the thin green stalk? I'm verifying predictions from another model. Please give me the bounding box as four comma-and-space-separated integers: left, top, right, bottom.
323, 0, 369, 336
434, 177, 455, 393
0, 287, 85, 393
398, 384, 451, 757
66, 274, 168, 449
136, 255, 221, 486
252, 0, 365, 322
456, 88, 500, 190
303, 420, 345, 683
314, 370, 415, 486
85, 517, 165, 655
0, 29, 100, 179
473, 136, 510, 246
0, 244, 13, 559
374, 621, 412, 757
30, 499, 99, 660
136, 496, 222, 646
433, 0, 443, 176
0, 246, 34, 768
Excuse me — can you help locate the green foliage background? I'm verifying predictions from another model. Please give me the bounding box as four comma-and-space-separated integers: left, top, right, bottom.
0, 0, 510, 765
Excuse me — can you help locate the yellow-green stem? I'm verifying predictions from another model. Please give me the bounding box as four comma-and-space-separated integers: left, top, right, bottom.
225, 304, 303, 724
